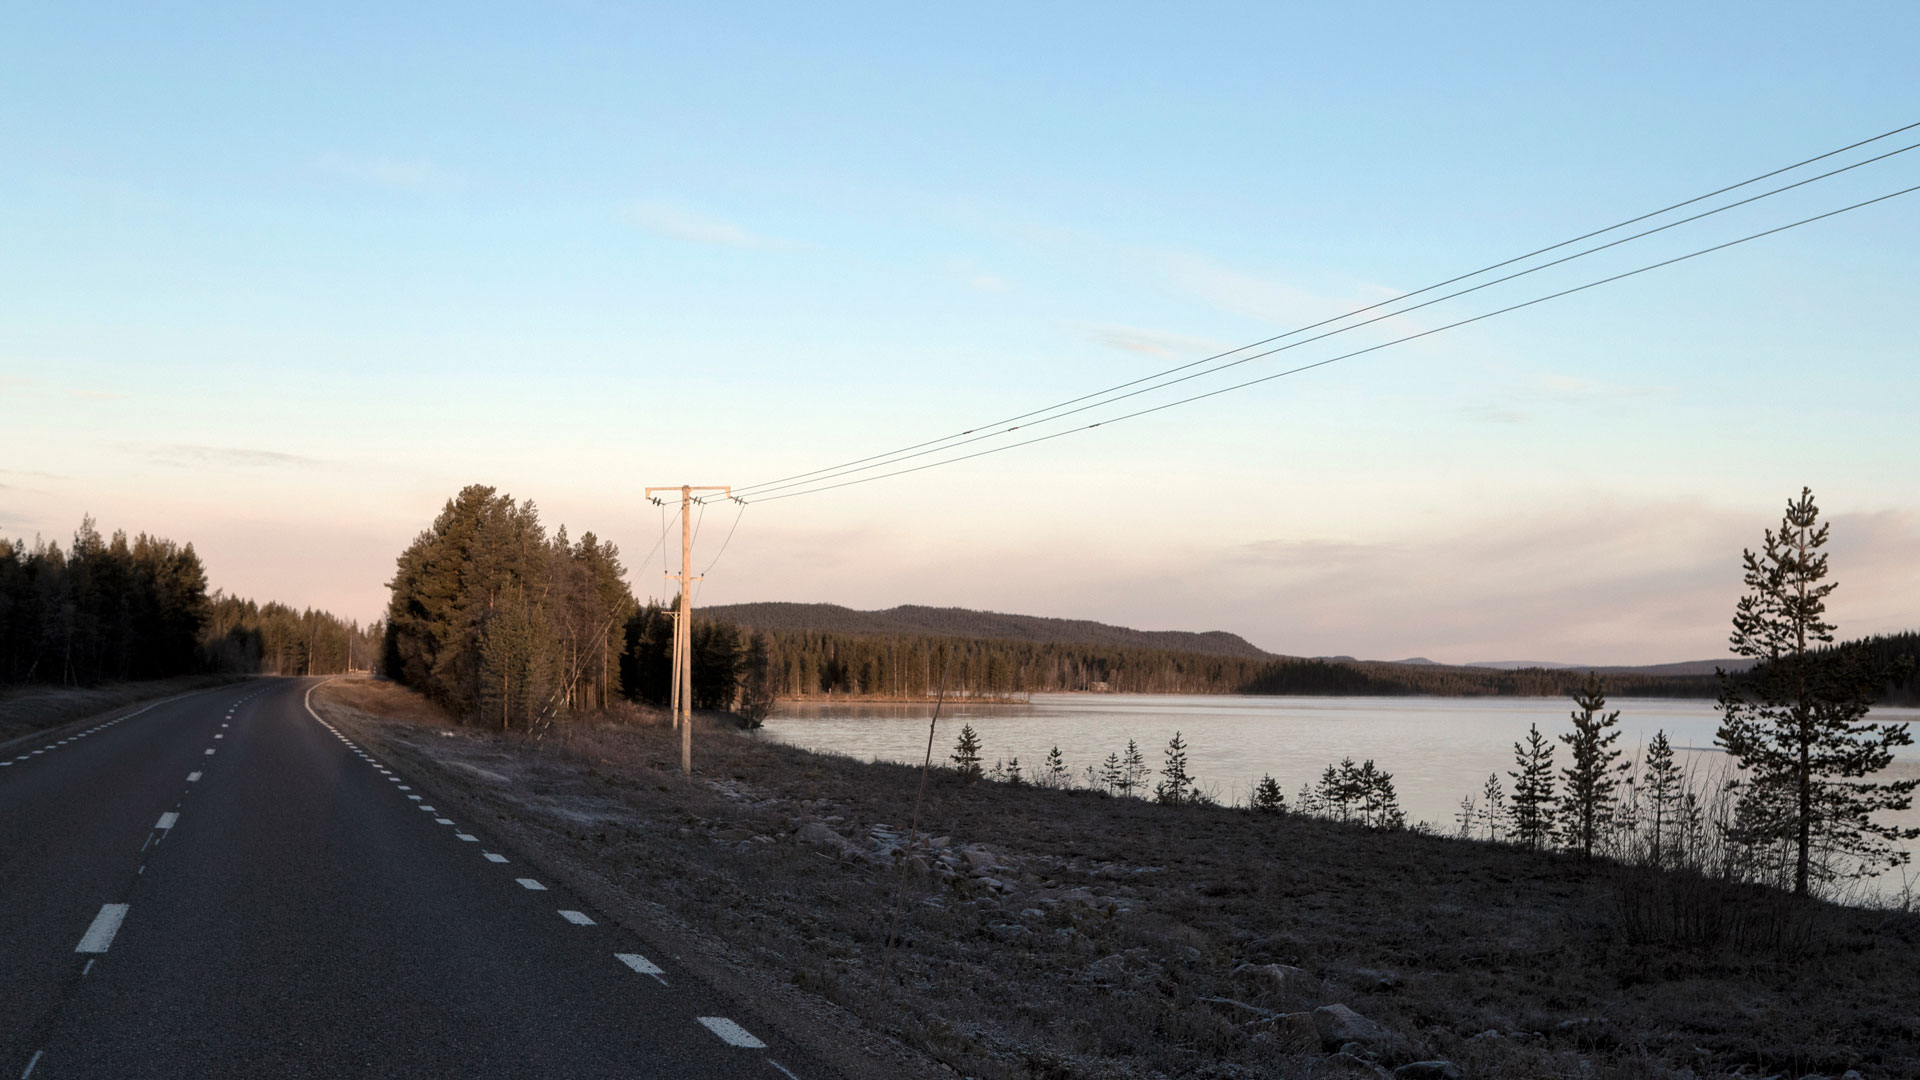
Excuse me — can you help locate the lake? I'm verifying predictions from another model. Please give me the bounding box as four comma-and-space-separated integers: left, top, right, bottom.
757, 693, 1920, 881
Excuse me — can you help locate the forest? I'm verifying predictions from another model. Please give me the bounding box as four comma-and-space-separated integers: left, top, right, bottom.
0, 517, 376, 685
382, 486, 632, 728
719, 624, 1725, 700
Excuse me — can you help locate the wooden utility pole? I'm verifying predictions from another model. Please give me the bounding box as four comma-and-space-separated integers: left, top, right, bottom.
645, 484, 731, 775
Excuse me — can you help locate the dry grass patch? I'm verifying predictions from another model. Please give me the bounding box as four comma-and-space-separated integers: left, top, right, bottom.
317, 678, 1920, 1080
0, 675, 244, 744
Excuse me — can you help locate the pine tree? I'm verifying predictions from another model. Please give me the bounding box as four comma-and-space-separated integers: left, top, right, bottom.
1315, 762, 1347, 820
738, 631, 777, 727
1642, 730, 1682, 868
1043, 746, 1068, 788
1296, 781, 1319, 817
1509, 724, 1557, 850
1558, 673, 1628, 857
1717, 488, 1917, 893
1478, 773, 1506, 842
1253, 774, 1286, 813
1098, 752, 1123, 794
1154, 731, 1196, 806
951, 724, 984, 780
1005, 756, 1024, 786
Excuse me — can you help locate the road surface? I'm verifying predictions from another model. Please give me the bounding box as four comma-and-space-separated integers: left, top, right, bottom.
0, 678, 834, 1079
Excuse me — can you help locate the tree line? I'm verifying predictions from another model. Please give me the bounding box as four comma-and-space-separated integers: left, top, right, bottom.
383, 486, 633, 730
707, 625, 1727, 700
2, 516, 377, 685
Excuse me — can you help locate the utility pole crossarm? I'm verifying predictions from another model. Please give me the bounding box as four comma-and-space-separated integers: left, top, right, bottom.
644, 483, 731, 776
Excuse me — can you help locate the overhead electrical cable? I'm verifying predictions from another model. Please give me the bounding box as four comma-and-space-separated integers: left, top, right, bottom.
736, 141, 1920, 501
751, 181, 1920, 503
730, 120, 1920, 500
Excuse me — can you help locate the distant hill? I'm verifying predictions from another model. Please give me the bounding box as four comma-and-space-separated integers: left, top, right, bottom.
700, 603, 1273, 660
1463, 659, 1755, 676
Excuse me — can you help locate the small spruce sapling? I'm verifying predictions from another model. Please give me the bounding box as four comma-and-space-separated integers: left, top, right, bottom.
950, 724, 984, 781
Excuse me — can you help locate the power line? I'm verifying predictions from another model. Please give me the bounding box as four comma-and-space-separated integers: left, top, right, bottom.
738, 139, 1920, 501
753, 181, 1920, 503
701, 500, 749, 577
731, 120, 1920, 499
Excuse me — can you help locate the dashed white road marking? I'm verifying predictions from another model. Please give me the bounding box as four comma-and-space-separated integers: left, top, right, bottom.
455, 833, 478, 842
515, 878, 546, 890
408, 795, 421, 801
697, 1017, 766, 1048
75, 904, 130, 953
155, 813, 179, 831
398, 786, 411, 791
483, 852, 508, 863
558, 910, 594, 926
213, 734, 224, 739
187, 772, 202, 782
768, 1060, 802, 1080
616, 952, 669, 985
434, 818, 454, 825
419, 806, 436, 812
81, 959, 95, 976
204, 749, 215, 756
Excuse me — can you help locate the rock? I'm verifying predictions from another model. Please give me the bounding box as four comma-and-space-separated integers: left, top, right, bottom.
984, 922, 1029, 942
1235, 962, 1308, 990
793, 822, 863, 858
1020, 908, 1045, 920
1175, 945, 1202, 964
1313, 1004, 1385, 1050
1084, 954, 1128, 982
1393, 1063, 1463, 1080
963, 847, 998, 871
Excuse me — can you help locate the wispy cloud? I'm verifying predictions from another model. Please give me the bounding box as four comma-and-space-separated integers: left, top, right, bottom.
621, 199, 776, 248
135, 445, 319, 468
1075, 322, 1235, 360
968, 274, 1008, 293
1163, 254, 1401, 329
317, 153, 464, 193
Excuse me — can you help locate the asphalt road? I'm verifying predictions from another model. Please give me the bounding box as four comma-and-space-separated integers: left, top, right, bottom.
0, 678, 834, 1079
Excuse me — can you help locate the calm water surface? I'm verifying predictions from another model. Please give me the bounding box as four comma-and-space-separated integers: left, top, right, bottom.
759, 693, 1920, 848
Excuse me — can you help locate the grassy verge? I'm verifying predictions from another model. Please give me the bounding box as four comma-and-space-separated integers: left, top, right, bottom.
316, 677, 1918, 1080
0, 674, 247, 745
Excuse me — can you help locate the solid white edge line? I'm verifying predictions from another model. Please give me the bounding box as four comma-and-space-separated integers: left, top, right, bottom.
75, 903, 129, 953
21, 1048, 43, 1078
697, 1017, 766, 1049
768, 1060, 803, 1080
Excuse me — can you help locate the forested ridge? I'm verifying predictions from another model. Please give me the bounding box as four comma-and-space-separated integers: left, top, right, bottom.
702, 602, 1271, 660
1, 517, 377, 686
717, 624, 1726, 699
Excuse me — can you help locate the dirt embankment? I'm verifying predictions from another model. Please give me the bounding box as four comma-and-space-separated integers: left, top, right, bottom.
315, 677, 1920, 1080
0, 675, 248, 745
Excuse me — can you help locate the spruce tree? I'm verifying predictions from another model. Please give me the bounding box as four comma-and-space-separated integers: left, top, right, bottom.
1005, 756, 1024, 786
1043, 746, 1068, 788
1558, 673, 1628, 857
950, 724, 984, 780
1121, 739, 1148, 797
1153, 732, 1197, 806
1253, 774, 1286, 813
1716, 488, 1917, 893
1509, 724, 1557, 850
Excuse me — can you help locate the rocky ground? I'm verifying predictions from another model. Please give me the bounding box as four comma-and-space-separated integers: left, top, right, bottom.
315, 677, 1920, 1080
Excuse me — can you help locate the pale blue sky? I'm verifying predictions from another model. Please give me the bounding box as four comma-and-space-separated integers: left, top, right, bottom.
3, 3, 1916, 662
